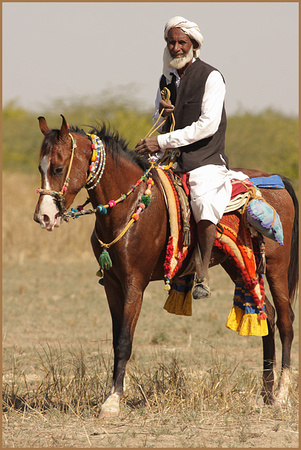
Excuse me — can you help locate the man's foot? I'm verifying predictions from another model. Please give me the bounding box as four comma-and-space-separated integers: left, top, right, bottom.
192, 279, 211, 299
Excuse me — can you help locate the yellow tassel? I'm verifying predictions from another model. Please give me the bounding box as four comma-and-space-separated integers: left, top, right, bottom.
164, 290, 192, 316
226, 305, 268, 336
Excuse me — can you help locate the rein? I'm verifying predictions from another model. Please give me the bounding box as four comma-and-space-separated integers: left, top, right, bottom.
36, 91, 174, 271
145, 87, 179, 170
36, 132, 106, 215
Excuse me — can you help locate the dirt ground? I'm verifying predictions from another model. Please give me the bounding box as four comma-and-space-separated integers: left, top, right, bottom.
2, 172, 299, 448
3, 260, 299, 448
2, 409, 299, 448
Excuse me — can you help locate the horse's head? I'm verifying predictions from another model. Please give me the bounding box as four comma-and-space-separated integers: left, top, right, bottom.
34, 115, 89, 231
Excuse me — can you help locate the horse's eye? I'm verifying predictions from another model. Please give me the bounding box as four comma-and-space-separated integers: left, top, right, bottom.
54, 167, 64, 175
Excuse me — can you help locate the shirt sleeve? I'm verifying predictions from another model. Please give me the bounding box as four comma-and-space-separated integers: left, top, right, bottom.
157, 70, 226, 149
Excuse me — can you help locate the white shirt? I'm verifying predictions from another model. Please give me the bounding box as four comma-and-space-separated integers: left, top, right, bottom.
153, 62, 226, 150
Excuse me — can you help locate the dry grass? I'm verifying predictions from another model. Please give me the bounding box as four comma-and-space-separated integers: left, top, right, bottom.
2, 342, 299, 447
2, 172, 299, 447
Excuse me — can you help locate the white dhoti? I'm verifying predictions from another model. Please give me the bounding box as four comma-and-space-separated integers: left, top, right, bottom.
188, 165, 249, 224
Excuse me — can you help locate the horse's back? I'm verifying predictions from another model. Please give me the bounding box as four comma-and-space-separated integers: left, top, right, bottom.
234, 168, 295, 225
240, 170, 296, 288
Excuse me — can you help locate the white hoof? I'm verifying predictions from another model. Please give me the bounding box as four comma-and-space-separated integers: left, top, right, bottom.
276, 390, 291, 406
276, 369, 291, 405
99, 393, 120, 418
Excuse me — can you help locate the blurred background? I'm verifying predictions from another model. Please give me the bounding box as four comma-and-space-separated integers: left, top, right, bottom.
3, 2, 299, 264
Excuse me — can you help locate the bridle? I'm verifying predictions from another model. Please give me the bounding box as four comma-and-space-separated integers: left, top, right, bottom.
36, 87, 172, 217
35, 124, 155, 273
36, 132, 106, 215
36, 133, 77, 214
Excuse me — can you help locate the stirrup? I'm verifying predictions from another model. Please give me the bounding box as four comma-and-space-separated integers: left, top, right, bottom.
192, 278, 211, 299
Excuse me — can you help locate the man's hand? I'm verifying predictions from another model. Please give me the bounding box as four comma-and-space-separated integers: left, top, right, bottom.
135, 136, 161, 155
159, 100, 175, 117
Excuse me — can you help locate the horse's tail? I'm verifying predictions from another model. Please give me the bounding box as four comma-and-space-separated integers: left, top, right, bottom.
280, 175, 299, 305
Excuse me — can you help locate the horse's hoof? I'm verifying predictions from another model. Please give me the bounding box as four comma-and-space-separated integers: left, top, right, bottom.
99, 393, 120, 418
262, 394, 275, 405
261, 389, 275, 405
276, 369, 292, 405
275, 393, 291, 406
99, 407, 120, 418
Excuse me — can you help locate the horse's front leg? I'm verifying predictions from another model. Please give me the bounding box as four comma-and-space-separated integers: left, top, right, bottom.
100, 275, 143, 418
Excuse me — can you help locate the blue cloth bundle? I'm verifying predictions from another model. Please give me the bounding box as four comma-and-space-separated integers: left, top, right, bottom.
250, 174, 285, 189
246, 198, 284, 245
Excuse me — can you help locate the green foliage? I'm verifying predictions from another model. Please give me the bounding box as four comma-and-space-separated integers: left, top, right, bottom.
226, 109, 298, 183
3, 97, 298, 188
3, 102, 42, 173
2, 95, 152, 173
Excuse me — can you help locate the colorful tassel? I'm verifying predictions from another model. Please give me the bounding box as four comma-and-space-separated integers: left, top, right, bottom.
141, 194, 151, 206
257, 311, 267, 320
98, 249, 112, 270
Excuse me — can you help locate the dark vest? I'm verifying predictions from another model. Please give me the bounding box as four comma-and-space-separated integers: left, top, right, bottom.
160, 59, 228, 172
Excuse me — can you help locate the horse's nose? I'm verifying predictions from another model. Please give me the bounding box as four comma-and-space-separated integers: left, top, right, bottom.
33, 212, 50, 228
34, 210, 61, 231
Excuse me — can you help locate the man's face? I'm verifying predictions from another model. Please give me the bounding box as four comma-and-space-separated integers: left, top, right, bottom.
167, 27, 193, 61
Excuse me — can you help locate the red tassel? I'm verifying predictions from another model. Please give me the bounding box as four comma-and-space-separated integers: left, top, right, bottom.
258, 311, 267, 320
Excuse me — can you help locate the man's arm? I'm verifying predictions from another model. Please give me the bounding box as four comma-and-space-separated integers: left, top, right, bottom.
157, 70, 225, 149
136, 70, 225, 155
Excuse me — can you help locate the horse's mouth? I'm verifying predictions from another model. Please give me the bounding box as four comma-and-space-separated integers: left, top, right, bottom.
46, 213, 62, 231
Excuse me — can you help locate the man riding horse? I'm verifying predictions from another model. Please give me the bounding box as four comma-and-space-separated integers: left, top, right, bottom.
136, 16, 249, 299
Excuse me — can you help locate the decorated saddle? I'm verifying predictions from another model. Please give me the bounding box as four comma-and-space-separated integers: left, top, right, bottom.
158, 169, 285, 337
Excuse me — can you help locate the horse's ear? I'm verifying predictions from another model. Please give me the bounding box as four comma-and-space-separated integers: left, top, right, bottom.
38, 116, 49, 135
59, 114, 69, 139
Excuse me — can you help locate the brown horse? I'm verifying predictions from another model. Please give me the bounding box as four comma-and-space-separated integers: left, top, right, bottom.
34, 115, 298, 417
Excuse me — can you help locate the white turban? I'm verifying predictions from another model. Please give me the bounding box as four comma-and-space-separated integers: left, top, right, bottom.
162, 16, 204, 82
164, 16, 204, 56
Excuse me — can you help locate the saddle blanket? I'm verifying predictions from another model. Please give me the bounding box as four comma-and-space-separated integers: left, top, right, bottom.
159, 169, 270, 337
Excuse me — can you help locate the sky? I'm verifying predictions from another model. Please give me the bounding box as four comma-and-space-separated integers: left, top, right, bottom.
2, 2, 299, 116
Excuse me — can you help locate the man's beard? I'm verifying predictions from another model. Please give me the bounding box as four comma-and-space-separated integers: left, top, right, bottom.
168, 45, 194, 70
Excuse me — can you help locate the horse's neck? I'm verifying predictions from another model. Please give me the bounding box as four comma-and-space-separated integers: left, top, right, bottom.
89, 152, 144, 213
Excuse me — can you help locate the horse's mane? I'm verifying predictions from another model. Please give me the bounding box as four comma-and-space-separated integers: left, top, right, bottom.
71, 122, 150, 171
40, 122, 150, 171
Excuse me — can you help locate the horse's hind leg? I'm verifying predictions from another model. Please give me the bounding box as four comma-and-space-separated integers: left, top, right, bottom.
100, 275, 143, 418
261, 296, 276, 404
265, 254, 295, 403
220, 258, 277, 403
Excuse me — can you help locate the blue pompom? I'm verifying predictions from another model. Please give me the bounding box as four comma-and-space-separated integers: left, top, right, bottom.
97, 204, 108, 214
71, 208, 79, 219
